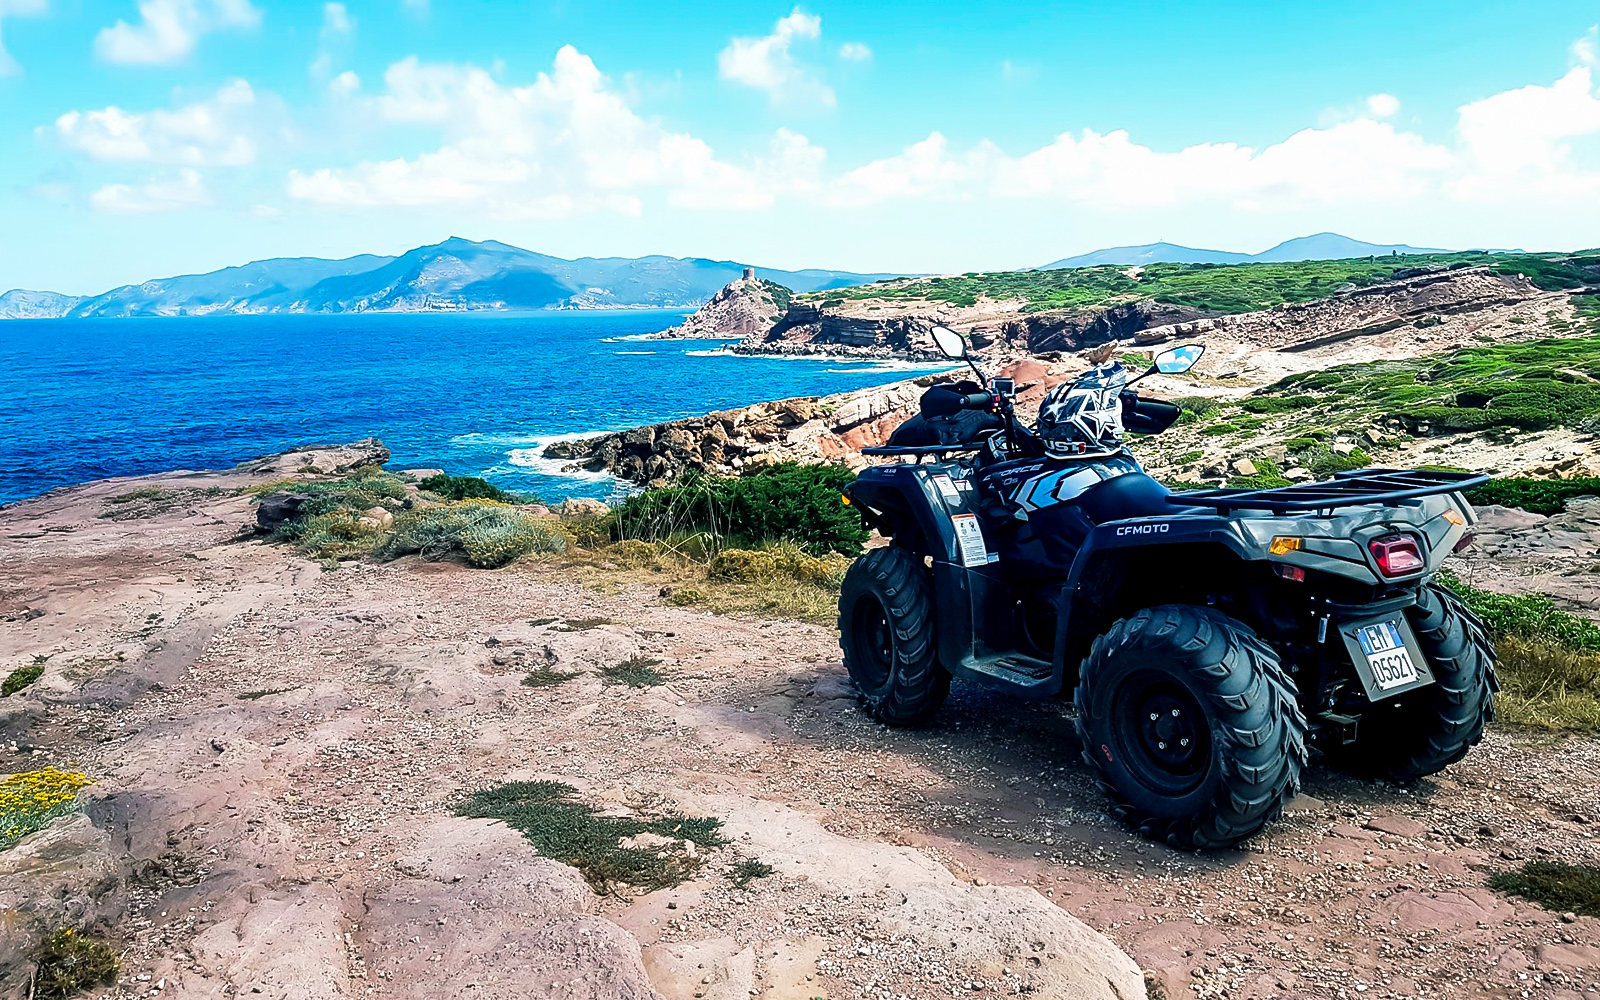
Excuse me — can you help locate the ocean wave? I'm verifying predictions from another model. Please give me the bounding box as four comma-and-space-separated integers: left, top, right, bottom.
614, 350, 656, 355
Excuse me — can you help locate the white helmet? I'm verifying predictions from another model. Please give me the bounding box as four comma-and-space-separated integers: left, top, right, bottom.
1036, 361, 1127, 459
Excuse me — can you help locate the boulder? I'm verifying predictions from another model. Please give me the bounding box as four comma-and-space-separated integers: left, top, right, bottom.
256, 492, 310, 532
1232, 458, 1259, 476
359, 506, 395, 529
558, 497, 611, 519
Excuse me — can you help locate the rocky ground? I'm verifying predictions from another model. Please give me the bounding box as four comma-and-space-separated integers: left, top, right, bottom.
6, 451, 1600, 999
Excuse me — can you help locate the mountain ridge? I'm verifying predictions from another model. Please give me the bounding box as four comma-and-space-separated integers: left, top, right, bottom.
1038, 232, 1447, 270
0, 238, 898, 320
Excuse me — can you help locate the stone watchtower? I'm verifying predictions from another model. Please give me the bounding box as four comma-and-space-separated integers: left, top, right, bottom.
742, 267, 756, 280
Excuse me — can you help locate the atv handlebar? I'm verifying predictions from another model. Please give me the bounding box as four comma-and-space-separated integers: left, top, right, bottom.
921, 387, 996, 417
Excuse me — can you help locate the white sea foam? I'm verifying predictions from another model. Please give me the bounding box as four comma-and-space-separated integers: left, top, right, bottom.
614, 350, 656, 355
504, 429, 619, 486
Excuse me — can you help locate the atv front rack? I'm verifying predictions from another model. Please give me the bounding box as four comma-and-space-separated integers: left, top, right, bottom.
1171, 468, 1488, 514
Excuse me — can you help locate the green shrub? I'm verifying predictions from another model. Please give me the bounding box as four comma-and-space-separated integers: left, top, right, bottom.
380, 502, 567, 568
1467, 477, 1600, 515
1227, 459, 1292, 490
1174, 396, 1221, 424
1307, 445, 1372, 478
611, 463, 868, 556
1240, 394, 1317, 414
418, 474, 511, 503
600, 656, 666, 687
1199, 423, 1239, 437
2, 657, 45, 697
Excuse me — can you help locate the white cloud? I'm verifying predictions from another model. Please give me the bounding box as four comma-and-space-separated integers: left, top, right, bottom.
717, 7, 834, 108
275, 28, 1600, 238
289, 46, 814, 215
838, 41, 870, 62
1452, 64, 1600, 201
55, 79, 260, 166
0, 0, 48, 77
1573, 24, 1597, 68
1366, 93, 1401, 118
329, 70, 359, 97
401, 0, 427, 12
95, 0, 261, 67
321, 2, 350, 36
91, 168, 210, 213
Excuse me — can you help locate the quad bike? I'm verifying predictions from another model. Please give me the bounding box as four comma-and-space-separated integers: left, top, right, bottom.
838, 327, 1497, 849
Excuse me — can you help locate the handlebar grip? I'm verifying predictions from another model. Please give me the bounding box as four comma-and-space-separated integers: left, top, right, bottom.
961, 393, 995, 410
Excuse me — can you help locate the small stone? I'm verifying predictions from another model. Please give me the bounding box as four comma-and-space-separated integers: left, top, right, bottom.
1563, 912, 1578, 923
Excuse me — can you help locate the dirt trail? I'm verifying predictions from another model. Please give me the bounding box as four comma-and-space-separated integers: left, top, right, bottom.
5, 465, 1600, 1000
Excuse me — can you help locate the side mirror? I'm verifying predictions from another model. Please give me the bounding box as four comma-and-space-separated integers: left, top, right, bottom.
930, 325, 967, 360
1154, 343, 1204, 374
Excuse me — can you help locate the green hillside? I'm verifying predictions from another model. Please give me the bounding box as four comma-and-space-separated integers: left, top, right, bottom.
804, 251, 1600, 314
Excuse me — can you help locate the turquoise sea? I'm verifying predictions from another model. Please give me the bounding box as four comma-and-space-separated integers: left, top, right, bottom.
0, 311, 947, 505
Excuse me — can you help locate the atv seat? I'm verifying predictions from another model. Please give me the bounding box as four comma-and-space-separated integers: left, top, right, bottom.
1075, 472, 1181, 523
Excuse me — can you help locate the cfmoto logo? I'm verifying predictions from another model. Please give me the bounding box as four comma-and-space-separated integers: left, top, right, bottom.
1116, 523, 1170, 536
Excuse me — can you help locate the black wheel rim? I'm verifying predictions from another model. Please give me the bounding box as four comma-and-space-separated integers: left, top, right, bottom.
848, 593, 894, 692
1109, 670, 1212, 796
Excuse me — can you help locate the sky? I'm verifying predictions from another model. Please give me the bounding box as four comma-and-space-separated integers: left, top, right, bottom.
2, 2, 1600, 295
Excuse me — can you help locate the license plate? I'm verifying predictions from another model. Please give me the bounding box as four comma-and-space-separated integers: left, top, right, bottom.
1339, 615, 1434, 701
1357, 620, 1419, 690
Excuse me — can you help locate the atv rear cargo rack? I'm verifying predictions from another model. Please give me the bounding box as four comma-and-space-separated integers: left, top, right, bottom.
1170, 468, 1488, 514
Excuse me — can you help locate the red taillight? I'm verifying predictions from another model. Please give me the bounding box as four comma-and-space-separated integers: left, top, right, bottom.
1370, 533, 1425, 576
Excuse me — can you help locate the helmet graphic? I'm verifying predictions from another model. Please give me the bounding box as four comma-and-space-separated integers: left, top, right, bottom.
1036, 361, 1127, 459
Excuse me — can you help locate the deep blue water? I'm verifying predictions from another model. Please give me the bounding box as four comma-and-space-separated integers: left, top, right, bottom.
0, 311, 947, 505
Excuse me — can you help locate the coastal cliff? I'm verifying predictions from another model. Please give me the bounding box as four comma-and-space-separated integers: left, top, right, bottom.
656, 261, 1558, 364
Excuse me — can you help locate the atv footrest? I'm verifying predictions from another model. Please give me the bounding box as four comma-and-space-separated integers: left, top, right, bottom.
960, 652, 1054, 692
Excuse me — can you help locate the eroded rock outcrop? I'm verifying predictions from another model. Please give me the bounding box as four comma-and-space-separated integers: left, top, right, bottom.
1128, 266, 1547, 351
543, 359, 1062, 486
650, 269, 792, 340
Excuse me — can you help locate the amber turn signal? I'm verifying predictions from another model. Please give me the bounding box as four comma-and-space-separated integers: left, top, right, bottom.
1268, 536, 1301, 556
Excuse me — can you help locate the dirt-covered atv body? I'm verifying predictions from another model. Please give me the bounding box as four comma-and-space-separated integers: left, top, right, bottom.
838, 333, 1497, 849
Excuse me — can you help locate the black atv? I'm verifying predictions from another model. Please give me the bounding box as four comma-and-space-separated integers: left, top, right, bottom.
838, 327, 1497, 849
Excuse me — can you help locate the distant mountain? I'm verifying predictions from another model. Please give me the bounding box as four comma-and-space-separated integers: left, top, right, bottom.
0, 289, 86, 319
4, 238, 899, 319
1038, 232, 1447, 270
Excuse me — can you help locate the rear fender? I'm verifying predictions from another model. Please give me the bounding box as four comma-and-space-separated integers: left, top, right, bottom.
1054, 515, 1255, 687
847, 463, 1019, 675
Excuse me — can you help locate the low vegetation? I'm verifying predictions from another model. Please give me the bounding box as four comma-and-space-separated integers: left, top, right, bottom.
600, 655, 667, 688
1442, 570, 1600, 731
729, 858, 775, 889
1467, 477, 1600, 515
1269, 334, 1600, 434
1489, 861, 1600, 917
522, 664, 578, 688
31, 927, 120, 999
378, 502, 566, 568
453, 780, 726, 892
1, 767, 93, 851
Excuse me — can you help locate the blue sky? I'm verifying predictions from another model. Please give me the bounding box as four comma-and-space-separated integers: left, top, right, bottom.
2, 1, 1599, 294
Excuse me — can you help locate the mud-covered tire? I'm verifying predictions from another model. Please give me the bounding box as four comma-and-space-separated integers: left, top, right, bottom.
1337, 583, 1498, 782
1074, 604, 1307, 850
838, 547, 950, 725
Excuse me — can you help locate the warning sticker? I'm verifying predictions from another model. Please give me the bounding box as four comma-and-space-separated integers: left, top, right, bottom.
950, 514, 989, 567
930, 474, 961, 503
